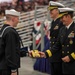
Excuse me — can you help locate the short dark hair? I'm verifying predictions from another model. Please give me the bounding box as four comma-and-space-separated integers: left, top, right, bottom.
68, 12, 74, 18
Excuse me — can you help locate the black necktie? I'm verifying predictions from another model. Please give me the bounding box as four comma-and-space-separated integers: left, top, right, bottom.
65, 27, 68, 32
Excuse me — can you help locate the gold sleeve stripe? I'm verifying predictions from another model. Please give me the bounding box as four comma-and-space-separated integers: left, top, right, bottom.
46, 50, 52, 57
71, 52, 75, 59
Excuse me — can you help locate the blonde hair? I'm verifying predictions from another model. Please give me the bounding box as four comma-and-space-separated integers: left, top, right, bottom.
6, 14, 16, 21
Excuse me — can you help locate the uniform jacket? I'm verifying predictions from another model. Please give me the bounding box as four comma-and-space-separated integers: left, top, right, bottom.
51, 22, 75, 74
50, 18, 64, 62
0, 24, 20, 70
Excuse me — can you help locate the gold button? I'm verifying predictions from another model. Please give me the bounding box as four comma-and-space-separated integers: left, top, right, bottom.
67, 51, 69, 53
67, 45, 69, 47
62, 51, 64, 53
53, 42, 54, 44
62, 45, 64, 47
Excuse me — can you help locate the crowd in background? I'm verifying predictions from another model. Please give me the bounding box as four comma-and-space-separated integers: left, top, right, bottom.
0, 0, 59, 18
0, 0, 75, 19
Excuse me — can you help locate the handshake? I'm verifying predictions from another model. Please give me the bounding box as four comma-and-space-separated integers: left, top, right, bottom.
29, 50, 46, 58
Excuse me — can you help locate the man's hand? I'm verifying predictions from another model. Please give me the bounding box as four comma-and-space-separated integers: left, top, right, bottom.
62, 56, 70, 62
28, 50, 46, 58
28, 50, 33, 57
11, 72, 17, 75
39, 52, 46, 58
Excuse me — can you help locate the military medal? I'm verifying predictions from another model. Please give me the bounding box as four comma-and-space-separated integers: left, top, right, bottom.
68, 31, 74, 38
69, 40, 73, 44
54, 25, 59, 30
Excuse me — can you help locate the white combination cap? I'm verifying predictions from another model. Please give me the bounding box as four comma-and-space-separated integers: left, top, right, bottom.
48, 1, 65, 10
5, 9, 20, 17
58, 7, 75, 18
24, 0, 29, 2
58, 7, 75, 13
49, 1, 65, 7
